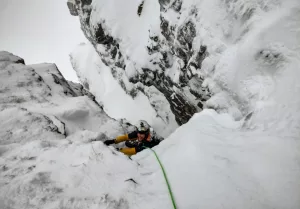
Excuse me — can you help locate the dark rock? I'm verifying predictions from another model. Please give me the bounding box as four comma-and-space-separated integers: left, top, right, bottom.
67, 0, 78, 16
68, 81, 104, 109
137, 1, 144, 16
51, 74, 76, 96
171, 0, 182, 12
0, 51, 25, 64
159, 0, 173, 11
177, 21, 196, 47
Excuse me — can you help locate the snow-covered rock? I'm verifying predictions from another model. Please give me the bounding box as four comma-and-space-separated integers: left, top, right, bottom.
0, 49, 299, 209
70, 42, 178, 138
66, 1, 300, 207
0, 52, 141, 208
68, 0, 207, 125
0, 51, 25, 64
67, 0, 78, 16
1, 0, 300, 208
69, 0, 300, 133
0, 51, 136, 137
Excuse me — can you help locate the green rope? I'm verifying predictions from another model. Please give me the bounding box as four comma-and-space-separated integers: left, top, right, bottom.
143, 146, 177, 209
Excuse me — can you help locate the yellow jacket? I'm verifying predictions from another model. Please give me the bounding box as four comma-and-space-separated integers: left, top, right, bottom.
115, 134, 137, 155
114, 131, 160, 156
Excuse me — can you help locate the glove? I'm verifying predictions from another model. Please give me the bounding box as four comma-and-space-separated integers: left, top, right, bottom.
104, 139, 115, 146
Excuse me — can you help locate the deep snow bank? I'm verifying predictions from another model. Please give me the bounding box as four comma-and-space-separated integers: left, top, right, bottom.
205, 2, 300, 137
2, 107, 299, 209
135, 109, 300, 209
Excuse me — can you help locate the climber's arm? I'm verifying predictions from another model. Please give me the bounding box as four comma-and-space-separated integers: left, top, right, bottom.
115, 134, 130, 143
115, 131, 138, 144
119, 147, 137, 155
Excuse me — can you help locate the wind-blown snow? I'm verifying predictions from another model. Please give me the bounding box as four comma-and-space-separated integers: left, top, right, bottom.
204, 1, 300, 137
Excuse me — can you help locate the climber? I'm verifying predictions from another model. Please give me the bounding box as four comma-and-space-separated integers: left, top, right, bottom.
104, 120, 162, 155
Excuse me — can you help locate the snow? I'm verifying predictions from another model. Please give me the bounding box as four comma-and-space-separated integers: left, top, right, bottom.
0, 51, 126, 144
206, 2, 300, 136
69, 0, 299, 207
90, 0, 161, 70
65, 1, 299, 207
136, 110, 300, 209
1, 0, 300, 208
2, 105, 299, 208
70, 43, 178, 138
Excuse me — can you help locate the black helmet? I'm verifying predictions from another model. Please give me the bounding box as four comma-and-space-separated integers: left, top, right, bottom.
136, 120, 150, 134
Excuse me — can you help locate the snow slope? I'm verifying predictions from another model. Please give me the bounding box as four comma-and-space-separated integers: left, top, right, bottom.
204, 1, 300, 137
135, 110, 300, 209
2, 106, 299, 208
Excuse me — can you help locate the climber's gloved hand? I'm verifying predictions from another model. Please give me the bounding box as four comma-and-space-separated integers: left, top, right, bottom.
104, 139, 115, 146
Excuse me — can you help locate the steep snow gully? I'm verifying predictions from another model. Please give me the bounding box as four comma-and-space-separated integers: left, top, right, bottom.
1, 0, 300, 209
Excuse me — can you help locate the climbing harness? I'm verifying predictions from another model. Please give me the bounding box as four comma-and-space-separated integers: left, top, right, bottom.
143, 146, 177, 209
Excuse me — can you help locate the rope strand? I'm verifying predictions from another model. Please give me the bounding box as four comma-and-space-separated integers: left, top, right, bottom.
143, 146, 177, 209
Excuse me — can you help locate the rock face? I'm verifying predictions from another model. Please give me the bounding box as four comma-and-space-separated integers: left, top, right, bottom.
67, 0, 300, 128
0, 51, 133, 143
140, 1, 211, 124
67, 0, 78, 16
0, 51, 25, 64
72, 0, 124, 69
67, 0, 212, 125
70, 42, 178, 137
0, 51, 146, 209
